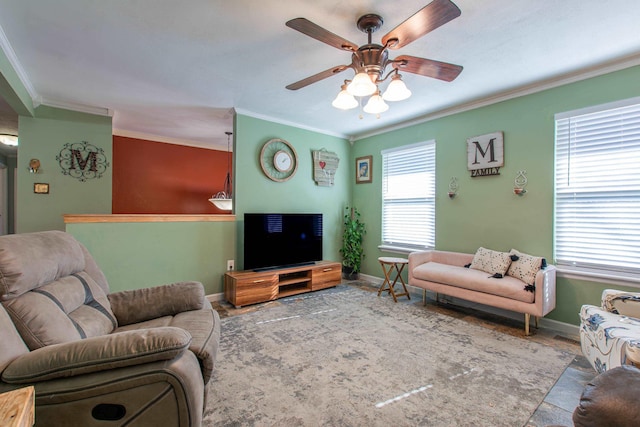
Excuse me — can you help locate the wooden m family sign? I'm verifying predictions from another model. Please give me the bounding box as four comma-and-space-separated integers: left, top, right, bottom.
466, 132, 504, 177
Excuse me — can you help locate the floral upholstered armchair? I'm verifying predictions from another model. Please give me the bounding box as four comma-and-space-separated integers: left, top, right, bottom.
579, 289, 640, 373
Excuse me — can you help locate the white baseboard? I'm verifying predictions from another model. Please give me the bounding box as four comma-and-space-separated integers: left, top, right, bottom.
356, 273, 580, 341
206, 292, 225, 303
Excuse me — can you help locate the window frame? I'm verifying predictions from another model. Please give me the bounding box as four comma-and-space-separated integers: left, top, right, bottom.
554, 96, 640, 286
379, 140, 436, 254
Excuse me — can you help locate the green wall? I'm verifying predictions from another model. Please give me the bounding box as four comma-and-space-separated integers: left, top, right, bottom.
17, 106, 112, 232
65, 114, 351, 296
66, 220, 235, 295
234, 114, 351, 269
352, 65, 640, 325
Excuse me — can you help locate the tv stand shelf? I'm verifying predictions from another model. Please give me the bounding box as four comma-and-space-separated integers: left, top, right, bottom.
224, 261, 341, 308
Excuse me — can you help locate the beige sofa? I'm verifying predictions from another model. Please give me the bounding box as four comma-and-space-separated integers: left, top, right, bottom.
0, 231, 220, 426
408, 250, 556, 334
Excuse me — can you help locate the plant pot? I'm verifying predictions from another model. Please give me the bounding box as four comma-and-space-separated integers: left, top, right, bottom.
342, 265, 359, 280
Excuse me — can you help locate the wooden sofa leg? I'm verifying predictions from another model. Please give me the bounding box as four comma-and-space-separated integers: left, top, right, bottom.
524, 313, 530, 336
423, 289, 426, 306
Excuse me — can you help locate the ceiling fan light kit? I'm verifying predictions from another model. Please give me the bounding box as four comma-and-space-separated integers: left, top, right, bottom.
382, 73, 412, 102
347, 72, 377, 97
332, 84, 359, 110
363, 91, 389, 115
285, 0, 463, 118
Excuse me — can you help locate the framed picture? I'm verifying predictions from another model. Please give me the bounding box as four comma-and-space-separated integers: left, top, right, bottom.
355, 155, 372, 184
34, 183, 49, 194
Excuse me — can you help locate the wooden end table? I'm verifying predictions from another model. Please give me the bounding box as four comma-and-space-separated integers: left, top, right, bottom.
377, 257, 410, 302
0, 386, 35, 427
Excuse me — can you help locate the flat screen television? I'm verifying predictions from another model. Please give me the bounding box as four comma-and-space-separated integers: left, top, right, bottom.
244, 213, 323, 271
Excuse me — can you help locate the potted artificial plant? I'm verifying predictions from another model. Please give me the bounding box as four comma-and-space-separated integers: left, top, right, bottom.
340, 206, 366, 280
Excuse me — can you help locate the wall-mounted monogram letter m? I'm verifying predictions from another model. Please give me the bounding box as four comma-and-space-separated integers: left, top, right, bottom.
466, 132, 504, 177
57, 141, 109, 182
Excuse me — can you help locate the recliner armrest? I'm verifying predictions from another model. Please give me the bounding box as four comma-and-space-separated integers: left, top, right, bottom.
108, 281, 206, 326
2, 327, 191, 384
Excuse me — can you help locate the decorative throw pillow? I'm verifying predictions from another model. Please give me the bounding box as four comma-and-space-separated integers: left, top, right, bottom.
507, 249, 544, 287
469, 247, 512, 277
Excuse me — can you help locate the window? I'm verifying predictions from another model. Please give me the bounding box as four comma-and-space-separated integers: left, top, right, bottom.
381, 140, 436, 251
554, 98, 640, 276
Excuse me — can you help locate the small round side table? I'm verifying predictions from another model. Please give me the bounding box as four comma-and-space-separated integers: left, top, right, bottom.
377, 257, 410, 302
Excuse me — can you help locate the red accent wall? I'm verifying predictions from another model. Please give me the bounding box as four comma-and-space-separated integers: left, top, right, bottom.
112, 136, 232, 214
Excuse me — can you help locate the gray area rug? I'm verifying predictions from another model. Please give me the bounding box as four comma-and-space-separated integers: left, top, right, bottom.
204, 285, 573, 426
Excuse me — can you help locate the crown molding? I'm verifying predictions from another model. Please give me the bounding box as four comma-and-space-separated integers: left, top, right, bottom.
113, 128, 228, 151
351, 52, 640, 141
234, 108, 349, 140
36, 97, 113, 117
0, 24, 38, 103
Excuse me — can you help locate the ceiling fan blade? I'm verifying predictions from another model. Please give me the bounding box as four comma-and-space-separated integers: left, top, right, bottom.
286, 65, 352, 90
393, 55, 462, 82
286, 18, 359, 52
382, 0, 461, 49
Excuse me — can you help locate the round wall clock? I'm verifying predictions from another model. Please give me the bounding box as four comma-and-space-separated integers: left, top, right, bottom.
260, 138, 298, 182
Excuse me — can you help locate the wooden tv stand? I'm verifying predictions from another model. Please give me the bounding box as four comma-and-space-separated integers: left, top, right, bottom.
224, 261, 341, 308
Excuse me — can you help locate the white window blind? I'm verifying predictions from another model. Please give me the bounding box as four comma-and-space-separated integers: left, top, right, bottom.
382, 140, 436, 249
555, 99, 640, 275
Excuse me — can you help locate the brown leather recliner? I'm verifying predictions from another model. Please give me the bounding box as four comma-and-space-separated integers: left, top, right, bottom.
0, 230, 220, 426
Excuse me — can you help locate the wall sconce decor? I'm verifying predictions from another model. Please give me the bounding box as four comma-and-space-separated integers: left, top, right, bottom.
29, 159, 41, 173
448, 176, 459, 198
514, 170, 528, 195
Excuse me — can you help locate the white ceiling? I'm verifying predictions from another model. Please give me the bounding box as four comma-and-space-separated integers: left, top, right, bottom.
1, 0, 640, 151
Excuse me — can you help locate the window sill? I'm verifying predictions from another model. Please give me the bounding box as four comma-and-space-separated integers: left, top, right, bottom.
378, 244, 432, 255
556, 266, 640, 289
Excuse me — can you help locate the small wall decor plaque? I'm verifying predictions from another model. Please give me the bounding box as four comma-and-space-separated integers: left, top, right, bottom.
34, 183, 49, 194
466, 132, 504, 177
355, 155, 372, 184
312, 149, 339, 187
56, 141, 109, 182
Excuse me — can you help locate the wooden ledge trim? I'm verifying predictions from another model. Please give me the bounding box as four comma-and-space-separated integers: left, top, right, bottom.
64, 214, 236, 224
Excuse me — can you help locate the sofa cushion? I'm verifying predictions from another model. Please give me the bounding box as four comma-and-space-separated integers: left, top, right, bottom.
3, 271, 117, 350
113, 309, 220, 385
412, 262, 534, 303
0, 231, 86, 300
108, 281, 205, 326
507, 249, 543, 287
0, 303, 29, 374
469, 247, 512, 277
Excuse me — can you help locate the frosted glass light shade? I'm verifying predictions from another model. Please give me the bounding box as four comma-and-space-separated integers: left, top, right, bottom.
209, 189, 232, 211
209, 197, 232, 211
0, 134, 18, 146
363, 93, 389, 114
332, 88, 358, 110
347, 72, 377, 97
382, 76, 412, 102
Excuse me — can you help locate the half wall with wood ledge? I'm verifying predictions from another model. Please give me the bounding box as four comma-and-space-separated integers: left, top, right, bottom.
64, 214, 236, 297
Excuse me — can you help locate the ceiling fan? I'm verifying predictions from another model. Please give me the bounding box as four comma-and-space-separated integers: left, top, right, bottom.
285, 0, 463, 114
